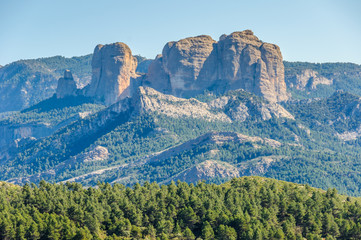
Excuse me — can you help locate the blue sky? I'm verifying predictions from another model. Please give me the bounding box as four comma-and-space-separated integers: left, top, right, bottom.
0, 0, 360, 65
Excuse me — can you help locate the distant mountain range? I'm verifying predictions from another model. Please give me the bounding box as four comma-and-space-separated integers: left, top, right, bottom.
1, 30, 361, 197
1, 49, 360, 113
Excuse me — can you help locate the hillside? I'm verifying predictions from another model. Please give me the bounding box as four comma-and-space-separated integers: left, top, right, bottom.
0, 87, 294, 185
284, 91, 361, 139
284, 61, 361, 99
2, 32, 361, 199
0, 177, 360, 239
0, 55, 93, 112
3, 86, 361, 196
0, 95, 105, 150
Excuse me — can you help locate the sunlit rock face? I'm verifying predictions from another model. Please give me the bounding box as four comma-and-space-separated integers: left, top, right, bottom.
85, 42, 138, 105
145, 30, 288, 102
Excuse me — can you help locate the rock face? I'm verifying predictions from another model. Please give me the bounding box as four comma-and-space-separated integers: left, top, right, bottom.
287, 69, 333, 90
172, 160, 240, 183
56, 70, 77, 98
146, 35, 216, 96
137, 87, 293, 122
208, 92, 294, 121
85, 42, 138, 105
73, 145, 109, 163
137, 87, 231, 122
145, 30, 288, 102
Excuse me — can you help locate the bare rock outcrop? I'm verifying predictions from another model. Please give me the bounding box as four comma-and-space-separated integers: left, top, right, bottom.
56, 70, 77, 98
136, 87, 293, 122
145, 30, 288, 102
146, 35, 216, 96
287, 69, 333, 90
137, 87, 231, 122
85, 42, 138, 105
171, 160, 240, 183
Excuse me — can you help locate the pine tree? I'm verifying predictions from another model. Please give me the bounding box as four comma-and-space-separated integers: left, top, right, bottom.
183, 227, 195, 240
201, 221, 214, 240
217, 225, 237, 240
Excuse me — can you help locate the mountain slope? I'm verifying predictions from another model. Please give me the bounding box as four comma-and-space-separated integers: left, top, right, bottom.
4, 86, 361, 196
284, 91, 361, 140
284, 61, 361, 99
0, 87, 295, 185
0, 55, 93, 112
0, 95, 105, 149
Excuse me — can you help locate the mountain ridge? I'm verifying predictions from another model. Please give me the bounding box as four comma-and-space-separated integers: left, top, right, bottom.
2, 30, 361, 197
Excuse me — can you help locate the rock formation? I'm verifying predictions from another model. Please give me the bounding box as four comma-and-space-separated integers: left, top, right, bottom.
170, 160, 240, 183
286, 69, 333, 90
145, 30, 288, 102
56, 70, 77, 98
146, 35, 216, 96
85, 42, 138, 105
136, 87, 293, 122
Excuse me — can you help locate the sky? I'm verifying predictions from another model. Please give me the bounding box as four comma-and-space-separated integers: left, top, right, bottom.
0, 0, 361, 66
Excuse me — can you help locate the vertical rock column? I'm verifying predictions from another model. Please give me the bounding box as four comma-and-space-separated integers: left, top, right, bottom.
85, 42, 138, 105
56, 70, 77, 98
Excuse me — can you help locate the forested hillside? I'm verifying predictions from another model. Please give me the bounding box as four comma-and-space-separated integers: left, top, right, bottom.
3, 87, 361, 196
1, 177, 360, 240
284, 61, 361, 99
0, 55, 93, 112
0, 95, 105, 149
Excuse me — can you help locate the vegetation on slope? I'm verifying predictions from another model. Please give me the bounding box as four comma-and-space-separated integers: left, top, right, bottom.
1, 177, 360, 240
0, 55, 93, 112
284, 61, 361, 99
0, 95, 105, 126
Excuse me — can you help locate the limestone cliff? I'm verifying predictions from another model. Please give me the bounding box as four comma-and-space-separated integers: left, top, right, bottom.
286, 69, 333, 90
85, 42, 138, 105
146, 35, 216, 96
137, 87, 293, 122
145, 30, 288, 102
56, 70, 77, 98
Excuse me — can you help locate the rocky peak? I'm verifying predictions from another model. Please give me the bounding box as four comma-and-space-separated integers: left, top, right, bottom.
222, 29, 260, 43
147, 35, 216, 97
145, 30, 289, 102
213, 30, 287, 102
85, 42, 138, 105
56, 70, 77, 98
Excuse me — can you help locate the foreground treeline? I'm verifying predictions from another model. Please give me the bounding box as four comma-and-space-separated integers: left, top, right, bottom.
0, 177, 361, 240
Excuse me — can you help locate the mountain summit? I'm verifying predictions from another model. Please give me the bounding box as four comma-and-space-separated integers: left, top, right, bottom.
72, 30, 289, 105
83, 42, 138, 105
145, 30, 289, 102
